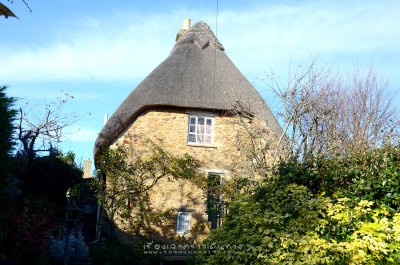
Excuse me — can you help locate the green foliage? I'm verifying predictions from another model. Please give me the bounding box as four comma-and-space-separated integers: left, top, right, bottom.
93, 142, 200, 237
1, 147, 83, 261
0, 86, 17, 197
0, 87, 83, 262
0, 85, 16, 163
1, 194, 57, 263
277, 145, 400, 212
23, 149, 83, 207
195, 145, 400, 264
0, 86, 18, 254
341, 145, 400, 212
196, 182, 400, 265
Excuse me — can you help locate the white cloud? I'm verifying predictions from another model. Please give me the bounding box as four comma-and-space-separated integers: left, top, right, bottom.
1, 13, 176, 83
1, 1, 399, 83
218, 1, 400, 71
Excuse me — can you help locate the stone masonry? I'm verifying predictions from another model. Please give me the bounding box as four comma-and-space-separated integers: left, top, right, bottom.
109, 107, 254, 242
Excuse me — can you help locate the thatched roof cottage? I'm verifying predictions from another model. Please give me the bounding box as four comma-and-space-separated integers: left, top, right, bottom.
95, 19, 282, 243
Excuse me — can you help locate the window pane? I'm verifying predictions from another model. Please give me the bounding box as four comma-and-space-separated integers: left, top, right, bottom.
177, 212, 190, 233
198, 117, 205, 125
205, 135, 211, 144
206, 118, 212, 126
189, 125, 196, 133
198, 125, 204, 134
197, 135, 204, 143
188, 134, 196, 143
190, 117, 196, 124
206, 125, 211, 134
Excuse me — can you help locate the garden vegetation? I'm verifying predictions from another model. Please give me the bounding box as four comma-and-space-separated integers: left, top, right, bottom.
195, 61, 400, 265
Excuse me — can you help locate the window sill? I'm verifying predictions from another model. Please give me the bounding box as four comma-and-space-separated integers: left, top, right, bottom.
176, 231, 191, 235
187, 143, 217, 148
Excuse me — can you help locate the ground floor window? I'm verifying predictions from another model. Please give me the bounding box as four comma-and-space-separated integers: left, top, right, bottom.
206, 173, 222, 212
206, 172, 223, 229
176, 212, 191, 234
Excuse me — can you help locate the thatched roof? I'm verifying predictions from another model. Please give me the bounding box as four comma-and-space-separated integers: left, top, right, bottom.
95, 21, 282, 152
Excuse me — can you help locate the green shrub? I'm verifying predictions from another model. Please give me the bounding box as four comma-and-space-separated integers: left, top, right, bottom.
196, 183, 400, 265
91, 240, 138, 265
341, 145, 400, 212
277, 145, 400, 212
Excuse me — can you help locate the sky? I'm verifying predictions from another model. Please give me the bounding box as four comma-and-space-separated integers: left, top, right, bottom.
1, 0, 399, 168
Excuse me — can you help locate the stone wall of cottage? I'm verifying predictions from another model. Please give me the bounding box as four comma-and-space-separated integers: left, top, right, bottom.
109, 107, 257, 242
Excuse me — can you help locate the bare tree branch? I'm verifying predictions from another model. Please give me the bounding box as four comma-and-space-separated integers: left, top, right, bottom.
17, 91, 80, 161
268, 58, 399, 161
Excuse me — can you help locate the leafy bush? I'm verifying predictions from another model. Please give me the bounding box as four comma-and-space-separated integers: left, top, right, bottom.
196, 183, 400, 265
24, 149, 83, 207
2, 195, 56, 264
341, 145, 400, 212
277, 145, 400, 211
93, 144, 200, 237
0, 86, 18, 251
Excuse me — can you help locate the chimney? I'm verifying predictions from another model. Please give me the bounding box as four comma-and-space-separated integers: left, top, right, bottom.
176, 18, 191, 41
182, 18, 191, 30
83, 157, 92, 179
104, 113, 108, 125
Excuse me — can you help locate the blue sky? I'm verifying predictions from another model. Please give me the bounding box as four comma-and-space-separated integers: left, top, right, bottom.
1, 0, 399, 168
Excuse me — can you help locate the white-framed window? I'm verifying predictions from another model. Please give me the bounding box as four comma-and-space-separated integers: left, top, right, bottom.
188, 115, 214, 145
176, 212, 191, 234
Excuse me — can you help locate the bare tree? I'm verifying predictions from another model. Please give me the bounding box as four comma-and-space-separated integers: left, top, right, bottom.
227, 103, 277, 177
17, 91, 79, 164
268, 58, 399, 161
337, 68, 399, 149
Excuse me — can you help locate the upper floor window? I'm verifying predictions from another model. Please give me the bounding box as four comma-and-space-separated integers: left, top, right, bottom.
188, 115, 214, 145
